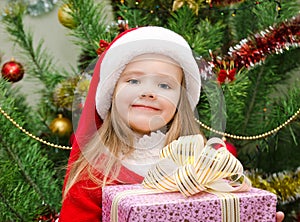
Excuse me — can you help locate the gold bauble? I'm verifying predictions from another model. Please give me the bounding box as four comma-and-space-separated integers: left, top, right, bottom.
49, 114, 73, 137
57, 4, 77, 29
172, 0, 203, 15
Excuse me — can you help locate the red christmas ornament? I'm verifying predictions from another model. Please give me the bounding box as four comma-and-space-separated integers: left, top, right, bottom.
215, 140, 237, 157
1, 59, 25, 82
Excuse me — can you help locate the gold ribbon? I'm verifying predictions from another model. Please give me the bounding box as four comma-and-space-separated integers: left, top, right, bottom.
143, 135, 251, 196
142, 135, 252, 221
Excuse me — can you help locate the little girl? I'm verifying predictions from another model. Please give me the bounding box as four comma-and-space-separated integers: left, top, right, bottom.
58, 26, 284, 222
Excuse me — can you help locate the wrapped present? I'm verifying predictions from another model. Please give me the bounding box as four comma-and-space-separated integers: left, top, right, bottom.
102, 184, 277, 222
103, 135, 277, 221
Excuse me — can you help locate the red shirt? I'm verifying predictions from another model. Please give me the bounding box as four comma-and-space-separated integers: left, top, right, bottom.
59, 165, 144, 222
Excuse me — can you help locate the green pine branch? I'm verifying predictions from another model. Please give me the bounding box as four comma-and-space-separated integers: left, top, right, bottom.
117, 4, 156, 27
222, 69, 252, 132
239, 48, 300, 136
0, 191, 24, 221
167, 6, 197, 37
0, 79, 62, 221
252, 0, 300, 30
167, 6, 226, 57
62, 0, 116, 68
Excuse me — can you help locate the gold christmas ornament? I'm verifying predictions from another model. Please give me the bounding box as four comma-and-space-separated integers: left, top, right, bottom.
49, 114, 73, 137
172, 0, 205, 15
57, 4, 77, 29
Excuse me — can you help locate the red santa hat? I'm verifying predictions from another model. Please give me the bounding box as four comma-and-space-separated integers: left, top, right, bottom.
95, 26, 201, 120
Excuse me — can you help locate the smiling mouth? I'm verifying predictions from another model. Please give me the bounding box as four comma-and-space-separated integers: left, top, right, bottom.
131, 104, 160, 111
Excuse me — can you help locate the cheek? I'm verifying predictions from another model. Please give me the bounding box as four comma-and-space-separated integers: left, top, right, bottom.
160, 89, 181, 109
160, 91, 181, 121
114, 85, 138, 119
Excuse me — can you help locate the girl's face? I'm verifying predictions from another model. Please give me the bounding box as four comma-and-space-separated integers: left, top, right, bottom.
114, 54, 183, 135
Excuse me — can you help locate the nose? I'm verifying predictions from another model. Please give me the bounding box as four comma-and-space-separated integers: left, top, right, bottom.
140, 91, 156, 99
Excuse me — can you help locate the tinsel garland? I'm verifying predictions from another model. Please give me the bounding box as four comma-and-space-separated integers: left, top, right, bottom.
229, 14, 300, 69
211, 14, 300, 82
245, 167, 300, 205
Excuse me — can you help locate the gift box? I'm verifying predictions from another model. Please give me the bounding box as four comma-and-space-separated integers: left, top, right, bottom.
102, 184, 277, 222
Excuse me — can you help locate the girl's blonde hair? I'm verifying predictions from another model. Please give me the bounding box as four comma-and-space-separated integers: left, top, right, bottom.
63, 75, 202, 200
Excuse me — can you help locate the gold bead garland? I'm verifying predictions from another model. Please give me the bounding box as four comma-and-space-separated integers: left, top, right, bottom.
0, 105, 299, 149
0, 106, 72, 150
195, 107, 300, 140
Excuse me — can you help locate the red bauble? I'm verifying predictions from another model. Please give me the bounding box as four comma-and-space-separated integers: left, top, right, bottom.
1, 60, 25, 82
215, 140, 237, 157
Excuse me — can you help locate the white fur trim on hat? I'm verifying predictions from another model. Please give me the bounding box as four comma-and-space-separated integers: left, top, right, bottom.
95, 26, 201, 120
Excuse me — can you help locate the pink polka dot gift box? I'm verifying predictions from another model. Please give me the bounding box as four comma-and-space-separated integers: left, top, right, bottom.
102, 184, 277, 222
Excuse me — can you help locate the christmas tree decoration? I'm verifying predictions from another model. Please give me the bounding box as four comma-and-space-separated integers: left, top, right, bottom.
209, 14, 300, 74
227, 14, 300, 70
49, 114, 73, 137
208, 14, 300, 81
117, 17, 129, 33
53, 76, 80, 111
1, 59, 25, 82
172, 0, 203, 15
214, 139, 237, 157
35, 204, 59, 222
223, 140, 237, 157
24, 0, 58, 16
217, 68, 236, 84
105, 17, 130, 38
96, 39, 110, 55
246, 167, 300, 205
73, 72, 92, 110
57, 4, 77, 29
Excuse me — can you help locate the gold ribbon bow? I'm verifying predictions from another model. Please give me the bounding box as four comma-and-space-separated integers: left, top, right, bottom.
142, 135, 251, 197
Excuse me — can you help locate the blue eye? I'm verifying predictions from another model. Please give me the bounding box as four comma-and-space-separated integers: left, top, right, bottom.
127, 79, 140, 84
158, 83, 171, 89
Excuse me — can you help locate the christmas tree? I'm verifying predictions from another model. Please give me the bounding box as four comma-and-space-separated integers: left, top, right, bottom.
0, 0, 300, 221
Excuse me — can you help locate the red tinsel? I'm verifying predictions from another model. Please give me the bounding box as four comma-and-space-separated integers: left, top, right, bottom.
211, 15, 300, 84
229, 14, 300, 69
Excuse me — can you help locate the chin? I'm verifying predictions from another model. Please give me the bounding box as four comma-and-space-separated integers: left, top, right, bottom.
130, 123, 161, 135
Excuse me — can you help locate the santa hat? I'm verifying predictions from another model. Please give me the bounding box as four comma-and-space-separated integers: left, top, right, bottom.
95, 26, 201, 120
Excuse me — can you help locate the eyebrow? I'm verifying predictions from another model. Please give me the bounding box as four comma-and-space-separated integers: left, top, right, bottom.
121, 70, 144, 77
